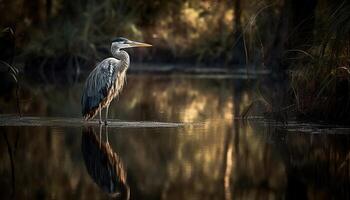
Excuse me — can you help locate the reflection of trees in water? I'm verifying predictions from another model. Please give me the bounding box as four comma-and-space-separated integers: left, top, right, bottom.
82, 77, 260, 199
0, 75, 240, 119
81, 126, 129, 199
0, 126, 100, 199
228, 119, 350, 199
1, 75, 349, 199
108, 78, 260, 199
269, 131, 350, 199
115, 75, 239, 122
1, 129, 19, 199
220, 80, 287, 200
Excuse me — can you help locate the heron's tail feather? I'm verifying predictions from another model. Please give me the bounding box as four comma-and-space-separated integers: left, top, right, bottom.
81, 92, 104, 120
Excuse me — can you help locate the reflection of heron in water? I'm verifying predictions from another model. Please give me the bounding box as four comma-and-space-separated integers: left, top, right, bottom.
81, 37, 152, 125
81, 126, 130, 199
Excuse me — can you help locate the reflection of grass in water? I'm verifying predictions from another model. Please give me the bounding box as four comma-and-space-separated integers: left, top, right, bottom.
276, 132, 350, 198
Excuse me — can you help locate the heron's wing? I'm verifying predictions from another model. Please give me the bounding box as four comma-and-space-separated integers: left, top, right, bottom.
81, 58, 122, 118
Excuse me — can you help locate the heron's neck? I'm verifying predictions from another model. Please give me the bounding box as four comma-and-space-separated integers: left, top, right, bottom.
112, 50, 130, 71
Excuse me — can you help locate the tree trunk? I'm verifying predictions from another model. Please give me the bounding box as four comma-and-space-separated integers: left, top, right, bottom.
230, 0, 246, 65
265, 0, 317, 71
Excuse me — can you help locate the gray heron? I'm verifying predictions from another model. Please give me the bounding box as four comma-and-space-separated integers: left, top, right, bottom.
81, 37, 151, 124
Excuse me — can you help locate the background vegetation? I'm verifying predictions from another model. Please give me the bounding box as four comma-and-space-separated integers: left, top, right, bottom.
0, 0, 307, 65
0, 0, 350, 122
1, 0, 348, 65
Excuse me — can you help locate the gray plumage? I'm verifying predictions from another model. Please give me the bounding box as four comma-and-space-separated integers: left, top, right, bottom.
81, 56, 127, 119
81, 37, 151, 123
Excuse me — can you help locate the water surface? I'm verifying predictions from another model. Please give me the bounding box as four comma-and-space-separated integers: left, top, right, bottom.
1, 74, 350, 199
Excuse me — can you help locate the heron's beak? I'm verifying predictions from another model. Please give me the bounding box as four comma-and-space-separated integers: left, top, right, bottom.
129, 41, 152, 48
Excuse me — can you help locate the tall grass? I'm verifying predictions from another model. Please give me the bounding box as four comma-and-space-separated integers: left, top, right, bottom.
0, 27, 22, 116
290, 1, 350, 122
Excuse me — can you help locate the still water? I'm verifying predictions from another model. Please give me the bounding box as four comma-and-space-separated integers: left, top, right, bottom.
1, 74, 350, 199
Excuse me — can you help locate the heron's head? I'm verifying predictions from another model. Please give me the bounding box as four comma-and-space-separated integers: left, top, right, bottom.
111, 37, 152, 50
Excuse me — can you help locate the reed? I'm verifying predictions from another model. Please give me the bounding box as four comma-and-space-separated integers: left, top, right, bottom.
290, 2, 350, 122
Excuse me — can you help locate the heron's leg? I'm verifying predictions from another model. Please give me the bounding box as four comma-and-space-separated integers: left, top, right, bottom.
99, 124, 102, 148
104, 104, 109, 126
105, 125, 109, 144
99, 104, 102, 124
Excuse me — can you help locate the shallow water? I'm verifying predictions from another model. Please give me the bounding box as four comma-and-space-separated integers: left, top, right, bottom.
1, 74, 350, 199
